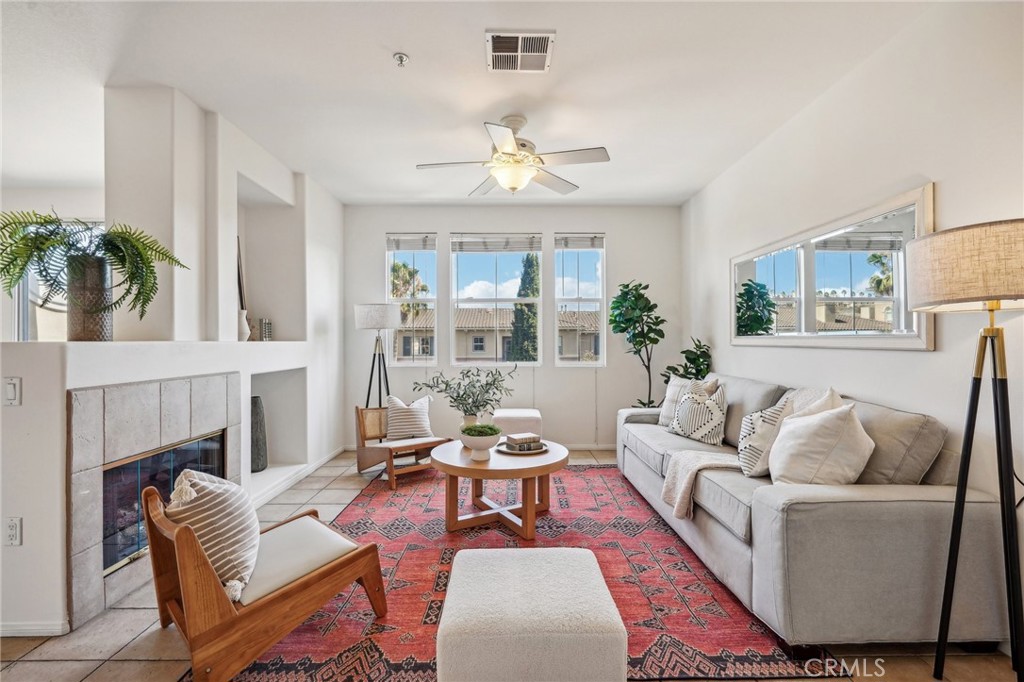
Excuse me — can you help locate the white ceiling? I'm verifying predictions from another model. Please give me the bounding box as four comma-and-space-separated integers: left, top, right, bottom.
1, 1, 928, 205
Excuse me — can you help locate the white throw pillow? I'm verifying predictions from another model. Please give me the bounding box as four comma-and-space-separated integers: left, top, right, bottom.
769, 403, 875, 485
386, 395, 434, 439
164, 470, 260, 601
788, 386, 843, 418
659, 376, 720, 427
669, 385, 727, 445
737, 391, 794, 477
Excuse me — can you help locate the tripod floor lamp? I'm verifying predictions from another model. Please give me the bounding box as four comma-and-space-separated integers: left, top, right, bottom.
355, 303, 402, 408
907, 218, 1024, 682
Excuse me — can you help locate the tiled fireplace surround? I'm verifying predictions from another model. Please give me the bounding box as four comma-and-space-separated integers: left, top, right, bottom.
66, 373, 242, 630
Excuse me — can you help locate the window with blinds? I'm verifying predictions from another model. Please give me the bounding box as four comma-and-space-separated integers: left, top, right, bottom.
387, 233, 437, 365
555, 233, 605, 365
450, 233, 541, 365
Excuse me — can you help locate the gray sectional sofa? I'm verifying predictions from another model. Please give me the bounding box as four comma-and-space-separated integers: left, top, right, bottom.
616, 372, 1008, 646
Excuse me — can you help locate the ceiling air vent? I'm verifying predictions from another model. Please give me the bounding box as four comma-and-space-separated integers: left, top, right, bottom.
485, 30, 555, 73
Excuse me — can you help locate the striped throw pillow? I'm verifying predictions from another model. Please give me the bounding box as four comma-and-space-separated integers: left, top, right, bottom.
738, 394, 794, 477
387, 395, 434, 439
164, 470, 260, 602
659, 377, 720, 426
669, 385, 727, 445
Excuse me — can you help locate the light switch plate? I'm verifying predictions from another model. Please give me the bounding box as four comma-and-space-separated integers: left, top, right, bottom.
3, 377, 22, 406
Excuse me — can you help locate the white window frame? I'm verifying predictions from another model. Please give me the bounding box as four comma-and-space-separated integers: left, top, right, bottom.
386, 233, 438, 366
450, 233, 542, 367
554, 233, 606, 367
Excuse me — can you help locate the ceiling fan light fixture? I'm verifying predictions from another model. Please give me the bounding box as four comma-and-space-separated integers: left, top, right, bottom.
490, 164, 538, 193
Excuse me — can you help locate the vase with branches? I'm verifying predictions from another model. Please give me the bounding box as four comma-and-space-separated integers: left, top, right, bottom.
609, 281, 666, 407
0, 211, 186, 340
413, 366, 517, 426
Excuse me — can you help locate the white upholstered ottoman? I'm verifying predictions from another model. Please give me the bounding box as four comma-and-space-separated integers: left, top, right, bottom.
491, 408, 543, 436
436, 548, 627, 682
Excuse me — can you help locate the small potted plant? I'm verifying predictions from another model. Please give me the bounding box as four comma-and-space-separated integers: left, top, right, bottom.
459, 423, 503, 461
413, 366, 517, 428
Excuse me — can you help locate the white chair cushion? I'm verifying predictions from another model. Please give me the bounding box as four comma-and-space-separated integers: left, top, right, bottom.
240, 515, 358, 605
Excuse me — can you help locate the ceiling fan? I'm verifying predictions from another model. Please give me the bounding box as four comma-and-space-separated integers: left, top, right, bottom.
416, 114, 610, 196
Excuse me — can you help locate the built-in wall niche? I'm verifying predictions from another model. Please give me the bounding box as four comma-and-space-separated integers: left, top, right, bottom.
237, 173, 306, 342
249, 367, 308, 500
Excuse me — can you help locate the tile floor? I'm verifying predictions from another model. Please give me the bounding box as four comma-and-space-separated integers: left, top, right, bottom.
0, 450, 1013, 682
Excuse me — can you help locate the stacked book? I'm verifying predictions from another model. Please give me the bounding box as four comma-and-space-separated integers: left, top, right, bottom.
504, 433, 544, 452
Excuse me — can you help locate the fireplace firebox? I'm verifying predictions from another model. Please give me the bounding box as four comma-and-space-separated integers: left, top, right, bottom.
102, 431, 225, 574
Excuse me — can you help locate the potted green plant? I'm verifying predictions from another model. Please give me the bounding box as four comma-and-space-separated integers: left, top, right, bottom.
459, 423, 503, 461
0, 211, 186, 340
609, 280, 666, 407
661, 337, 712, 383
735, 279, 777, 336
413, 366, 517, 428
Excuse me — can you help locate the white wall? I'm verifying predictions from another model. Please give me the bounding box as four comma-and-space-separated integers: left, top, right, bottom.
681, 2, 1023, 495
343, 205, 682, 448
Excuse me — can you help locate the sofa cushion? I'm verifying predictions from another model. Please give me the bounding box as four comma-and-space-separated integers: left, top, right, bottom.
705, 373, 788, 447
847, 399, 948, 485
693, 470, 771, 544
621, 423, 736, 476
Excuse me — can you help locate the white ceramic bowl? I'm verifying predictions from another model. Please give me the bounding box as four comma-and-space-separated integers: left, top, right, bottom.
460, 432, 501, 453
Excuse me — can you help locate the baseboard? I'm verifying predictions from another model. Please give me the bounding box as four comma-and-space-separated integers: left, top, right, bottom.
1, 620, 70, 637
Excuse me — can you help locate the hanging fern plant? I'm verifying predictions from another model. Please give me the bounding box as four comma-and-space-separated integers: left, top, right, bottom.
0, 211, 186, 318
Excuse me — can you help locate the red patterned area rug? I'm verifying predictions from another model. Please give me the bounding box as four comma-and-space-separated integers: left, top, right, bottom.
184, 465, 844, 681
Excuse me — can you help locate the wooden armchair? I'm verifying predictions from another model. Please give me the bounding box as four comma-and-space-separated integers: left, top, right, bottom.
141, 486, 387, 682
355, 406, 450, 490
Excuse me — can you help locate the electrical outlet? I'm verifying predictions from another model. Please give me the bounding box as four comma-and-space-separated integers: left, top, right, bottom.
5, 517, 22, 546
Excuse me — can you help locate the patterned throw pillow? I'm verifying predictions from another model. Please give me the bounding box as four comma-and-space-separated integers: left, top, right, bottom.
659, 377, 720, 427
738, 393, 794, 477
669, 385, 727, 445
386, 395, 434, 439
164, 470, 260, 602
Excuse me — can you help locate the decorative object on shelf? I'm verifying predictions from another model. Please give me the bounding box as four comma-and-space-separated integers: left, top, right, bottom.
906, 218, 1024, 682
661, 337, 712, 384
609, 280, 666, 407
413, 366, 517, 427
237, 236, 251, 341
259, 318, 273, 342
355, 303, 402, 408
735, 279, 776, 336
0, 211, 186, 341
460, 423, 502, 461
250, 396, 268, 473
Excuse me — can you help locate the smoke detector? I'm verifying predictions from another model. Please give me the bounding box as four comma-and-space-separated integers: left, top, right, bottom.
485, 30, 555, 73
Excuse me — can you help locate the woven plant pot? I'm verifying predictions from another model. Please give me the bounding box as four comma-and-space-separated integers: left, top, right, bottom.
67, 255, 113, 341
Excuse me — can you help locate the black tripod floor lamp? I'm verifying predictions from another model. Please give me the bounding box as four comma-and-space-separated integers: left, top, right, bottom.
354, 303, 402, 408
907, 219, 1024, 682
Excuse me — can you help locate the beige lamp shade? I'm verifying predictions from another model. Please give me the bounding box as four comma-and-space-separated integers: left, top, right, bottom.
906, 219, 1024, 312
354, 303, 402, 330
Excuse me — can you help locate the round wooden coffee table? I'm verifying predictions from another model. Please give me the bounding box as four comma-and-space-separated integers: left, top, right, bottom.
430, 440, 569, 540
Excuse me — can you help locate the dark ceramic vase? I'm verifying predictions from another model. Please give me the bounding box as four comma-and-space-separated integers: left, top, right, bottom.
251, 395, 269, 473
67, 255, 113, 341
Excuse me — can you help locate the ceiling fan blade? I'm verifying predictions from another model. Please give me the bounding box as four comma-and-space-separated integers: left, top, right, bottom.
416, 161, 490, 170
469, 175, 498, 197
536, 147, 610, 166
484, 122, 518, 155
532, 169, 579, 195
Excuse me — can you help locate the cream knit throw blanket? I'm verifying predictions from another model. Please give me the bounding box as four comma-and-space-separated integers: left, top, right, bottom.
661, 450, 742, 520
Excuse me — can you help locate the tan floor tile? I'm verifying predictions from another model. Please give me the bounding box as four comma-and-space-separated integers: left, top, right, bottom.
84, 660, 189, 681
309, 489, 360, 504
24, 609, 158, 661
299, 504, 349, 522
1, 636, 49, 662
923, 653, 1015, 682
255, 504, 300, 523
109, 583, 157, 609
849, 656, 932, 682
326, 474, 372, 490
313, 465, 349, 477
329, 453, 357, 465
1, 659, 101, 681
111, 622, 188, 661
291, 475, 335, 490
568, 454, 598, 464
592, 451, 617, 463
266, 488, 317, 505
567, 449, 592, 457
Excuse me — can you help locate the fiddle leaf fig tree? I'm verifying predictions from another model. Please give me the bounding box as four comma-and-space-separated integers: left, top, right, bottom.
609, 280, 666, 408
736, 279, 776, 336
